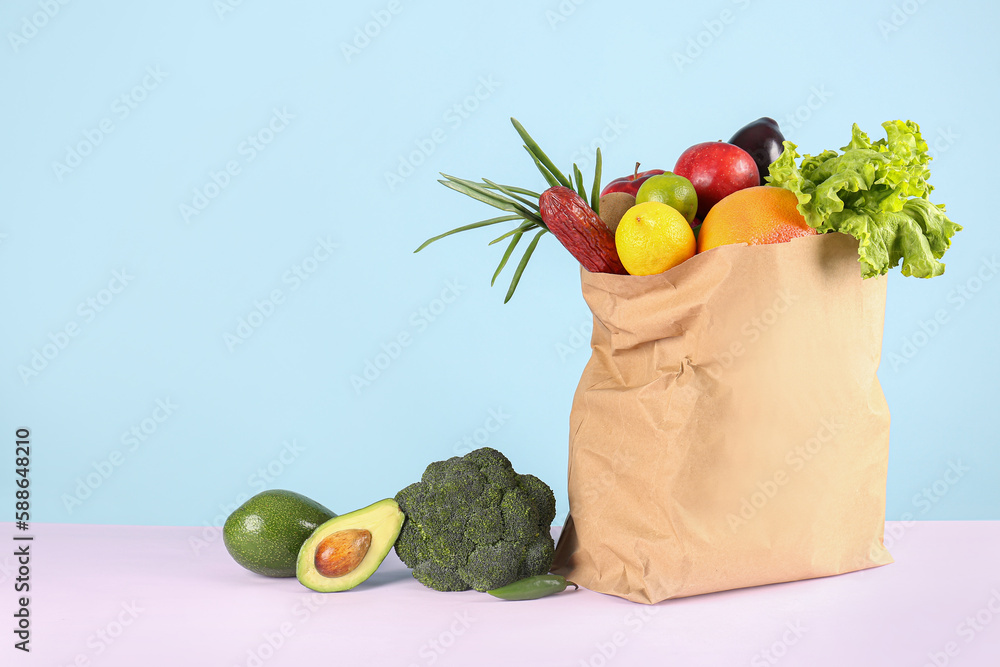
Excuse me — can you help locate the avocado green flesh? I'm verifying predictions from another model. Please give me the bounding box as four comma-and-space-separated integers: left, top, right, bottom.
223, 490, 336, 577
296, 498, 405, 592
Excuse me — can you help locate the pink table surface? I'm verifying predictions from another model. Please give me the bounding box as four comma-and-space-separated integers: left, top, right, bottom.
5, 521, 999, 666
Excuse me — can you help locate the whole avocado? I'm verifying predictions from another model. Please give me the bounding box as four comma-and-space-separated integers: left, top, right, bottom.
224, 490, 335, 577
394, 447, 556, 592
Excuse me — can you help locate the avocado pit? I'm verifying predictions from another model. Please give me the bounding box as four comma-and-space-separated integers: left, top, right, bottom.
315, 528, 372, 578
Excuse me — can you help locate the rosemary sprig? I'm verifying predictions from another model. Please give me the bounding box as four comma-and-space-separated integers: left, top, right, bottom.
414, 215, 521, 253
505, 229, 547, 303
591, 148, 602, 214
415, 118, 602, 301
490, 221, 539, 246
482, 179, 540, 211
491, 230, 523, 288
511, 118, 571, 188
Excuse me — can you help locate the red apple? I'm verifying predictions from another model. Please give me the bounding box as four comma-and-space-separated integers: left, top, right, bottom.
600, 162, 665, 197
674, 142, 759, 220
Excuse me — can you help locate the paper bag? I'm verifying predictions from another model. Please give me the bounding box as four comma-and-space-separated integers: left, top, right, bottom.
552, 232, 893, 604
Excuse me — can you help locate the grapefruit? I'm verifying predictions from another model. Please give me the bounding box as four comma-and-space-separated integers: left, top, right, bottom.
698, 186, 817, 252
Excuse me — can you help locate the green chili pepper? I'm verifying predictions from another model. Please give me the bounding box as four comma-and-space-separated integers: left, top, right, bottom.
486, 574, 579, 601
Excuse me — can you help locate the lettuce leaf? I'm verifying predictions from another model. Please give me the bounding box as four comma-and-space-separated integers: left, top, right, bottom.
766, 120, 961, 278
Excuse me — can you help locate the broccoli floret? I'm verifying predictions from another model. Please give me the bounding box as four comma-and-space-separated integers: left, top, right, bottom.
520, 535, 556, 580
500, 487, 540, 542
459, 542, 521, 592
518, 474, 557, 527
394, 447, 557, 592
413, 560, 467, 592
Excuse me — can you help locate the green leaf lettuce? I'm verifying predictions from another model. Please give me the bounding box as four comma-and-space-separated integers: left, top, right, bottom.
766, 120, 961, 278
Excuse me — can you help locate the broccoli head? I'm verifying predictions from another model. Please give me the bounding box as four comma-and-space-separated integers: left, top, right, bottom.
394, 447, 557, 592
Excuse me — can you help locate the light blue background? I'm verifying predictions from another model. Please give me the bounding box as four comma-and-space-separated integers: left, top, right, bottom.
2, 0, 997, 528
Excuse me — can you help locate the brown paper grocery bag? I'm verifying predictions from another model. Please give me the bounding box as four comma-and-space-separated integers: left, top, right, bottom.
552, 232, 893, 604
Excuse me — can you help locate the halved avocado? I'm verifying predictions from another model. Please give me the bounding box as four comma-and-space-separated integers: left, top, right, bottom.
296, 498, 404, 592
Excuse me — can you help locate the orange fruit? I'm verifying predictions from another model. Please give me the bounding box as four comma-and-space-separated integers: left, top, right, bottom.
697, 185, 816, 252
615, 201, 696, 275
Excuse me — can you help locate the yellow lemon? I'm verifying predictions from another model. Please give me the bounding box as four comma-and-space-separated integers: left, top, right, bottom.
615, 201, 697, 276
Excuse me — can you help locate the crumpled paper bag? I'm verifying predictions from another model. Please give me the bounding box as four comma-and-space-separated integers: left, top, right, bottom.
552, 232, 893, 603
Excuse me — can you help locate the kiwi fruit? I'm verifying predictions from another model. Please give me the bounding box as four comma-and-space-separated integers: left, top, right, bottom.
598, 192, 636, 234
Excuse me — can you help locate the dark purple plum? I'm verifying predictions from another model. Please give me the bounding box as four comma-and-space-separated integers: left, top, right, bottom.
728, 117, 785, 186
